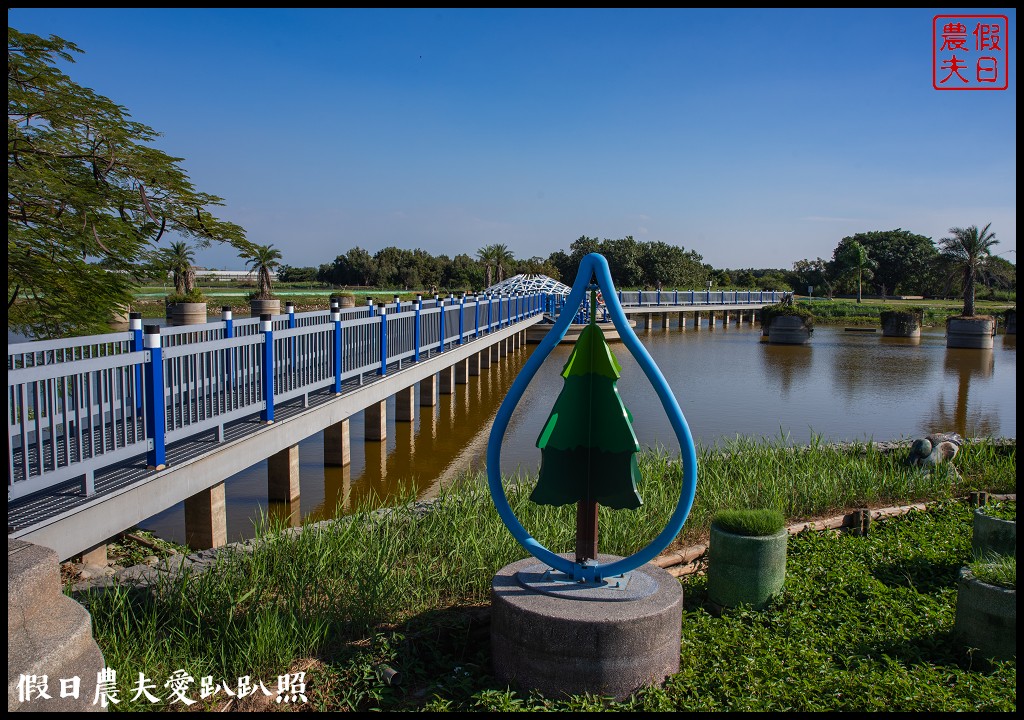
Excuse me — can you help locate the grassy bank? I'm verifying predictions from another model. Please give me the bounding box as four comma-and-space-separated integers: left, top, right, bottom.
76, 438, 1015, 711
796, 298, 1015, 328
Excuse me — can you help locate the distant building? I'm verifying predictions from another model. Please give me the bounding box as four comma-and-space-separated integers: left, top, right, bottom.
184, 269, 278, 282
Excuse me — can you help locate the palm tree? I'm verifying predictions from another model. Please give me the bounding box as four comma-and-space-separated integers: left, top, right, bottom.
940, 223, 999, 317
163, 241, 196, 296
836, 240, 876, 303
493, 243, 515, 282
477, 245, 497, 288
243, 243, 283, 300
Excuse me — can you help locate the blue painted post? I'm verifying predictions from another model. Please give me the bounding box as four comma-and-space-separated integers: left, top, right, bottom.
674, 290, 679, 304
260, 314, 275, 424
438, 297, 445, 353
366, 296, 375, 318
332, 307, 342, 393
414, 295, 422, 362
618, 290, 623, 306
379, 306, 388, 375
474, 294, 481, 337
286, 301, 296, 372
222, 306, 234, 387
690, 290, 695, 304
747, 290, 751, 303
487, 293, 493, 332
130, 312, 143, 411
393, 295, 401, 314
143, 325, 166, 470
657, 288, 662, 305
458, 295, 465, 344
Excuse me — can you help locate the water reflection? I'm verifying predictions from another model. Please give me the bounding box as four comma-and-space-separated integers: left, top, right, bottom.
137, 326, 1015, 545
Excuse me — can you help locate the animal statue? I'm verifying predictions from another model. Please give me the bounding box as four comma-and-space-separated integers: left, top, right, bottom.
907, 432, 964, 468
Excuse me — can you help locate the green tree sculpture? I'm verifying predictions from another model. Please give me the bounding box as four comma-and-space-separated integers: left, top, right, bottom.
531, 290, 643, 562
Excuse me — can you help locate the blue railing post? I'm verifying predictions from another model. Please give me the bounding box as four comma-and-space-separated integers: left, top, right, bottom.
487, 293, 493, 332
674, 289, 679, 304
690, 290, 694, 304
332, 307, 342, 393
657, 288, 662, 305
393, 294, 401, 314
222, 306, 234, 387
285, 301, 296, 372
130, 312, 143, 411
367, 296, 375, 318
379, 306, 388, 375
438, 297, 446, 353
474, 294, 481, 337
143, 325, 166, 470
458, 295, 465, 344
414, 294, 422, 362
260, 314, 275, 424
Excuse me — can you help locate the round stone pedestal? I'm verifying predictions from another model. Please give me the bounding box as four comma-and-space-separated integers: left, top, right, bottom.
767, 316, 811, 345
946, 316, 996, 349
490, 554, 682, 701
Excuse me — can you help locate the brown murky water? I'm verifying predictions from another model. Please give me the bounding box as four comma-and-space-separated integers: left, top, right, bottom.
138, 322, 1016, 545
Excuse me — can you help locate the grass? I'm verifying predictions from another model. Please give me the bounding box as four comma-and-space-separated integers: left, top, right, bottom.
968, 555, 1016, 590
798, 298, 1015, 328
978, 499, 1016, 521
712, 508, 786, 536
75, 438, 1015, 711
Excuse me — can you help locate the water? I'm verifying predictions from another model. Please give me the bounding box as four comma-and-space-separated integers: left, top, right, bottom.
131, 321, 1015, 546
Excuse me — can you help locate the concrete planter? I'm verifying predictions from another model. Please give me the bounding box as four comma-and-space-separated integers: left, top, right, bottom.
249, 298, 281, 317
972, 508, 1016, 560
880, 312, 922, 338
767, 315, 811, 345
167, 302, 208, 326
946, 316, 996, 349
337, 295, 356, 309
707, 525, 788, 610
1004, 309, 1016, 335
953, 567, 1016, 663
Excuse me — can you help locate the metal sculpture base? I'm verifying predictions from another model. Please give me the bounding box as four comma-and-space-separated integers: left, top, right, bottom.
491, 554, 682, 701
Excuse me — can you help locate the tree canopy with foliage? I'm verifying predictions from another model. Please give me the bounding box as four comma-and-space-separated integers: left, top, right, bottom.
8, 27, 248, 337
939, 223, 999, 317
833, 239, 876, 303
243, 243, 283, 300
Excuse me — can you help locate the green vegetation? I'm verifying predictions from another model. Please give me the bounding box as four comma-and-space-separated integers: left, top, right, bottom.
242, 243, 283, 301
940, 224, 1000, 318
979, 499, 1016, 521
76, 438, 1015, 711
757, 302, 815, 330
7, 28, 248, 339
968, 555, 1016, 590
712, 508, 786, 536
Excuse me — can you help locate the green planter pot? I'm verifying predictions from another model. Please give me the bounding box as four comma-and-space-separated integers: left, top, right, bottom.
972, 508, 1016, 559
953, 567, 1016, 663
707, 525, 788, 610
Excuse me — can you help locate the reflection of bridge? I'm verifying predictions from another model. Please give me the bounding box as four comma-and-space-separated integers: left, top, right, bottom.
8, 289, 782, 562
9, 295, 543, 560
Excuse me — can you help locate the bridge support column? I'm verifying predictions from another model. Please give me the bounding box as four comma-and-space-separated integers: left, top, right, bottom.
708, 311, 716, 328
480, 348, 491, 369
692, 312, 701, 329
455, 358, 470, 385
395, 385, 415, 422
268, 444, 300, 503
365, 400, 386, 441
721, 310, 729, 327
677, 312, 686, 331
490, 344, 501, 362
185, 483, 227, 550
734, 311, 741, 326
420, 375, 438, 406
324, 419, 350, 466
468, 351, 481, 376
439, 364, 456, 395
661, 313, 670, 331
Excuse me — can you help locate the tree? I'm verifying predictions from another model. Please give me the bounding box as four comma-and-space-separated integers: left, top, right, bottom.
939, 223, 999, 317
8, 28, 248, 337
161, 241, 196, 297
492, 243, 515, 282
243, 243, 283, 300
837, 230, 937, 296
834, 239, 876, 303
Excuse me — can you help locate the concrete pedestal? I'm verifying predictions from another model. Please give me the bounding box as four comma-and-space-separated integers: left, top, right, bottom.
491, 554, 682, 701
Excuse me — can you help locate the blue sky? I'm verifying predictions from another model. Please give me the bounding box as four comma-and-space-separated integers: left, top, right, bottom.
9, 8, 1017, 272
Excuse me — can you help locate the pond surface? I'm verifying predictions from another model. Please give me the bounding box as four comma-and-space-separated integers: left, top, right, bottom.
132, 322, 1015, 546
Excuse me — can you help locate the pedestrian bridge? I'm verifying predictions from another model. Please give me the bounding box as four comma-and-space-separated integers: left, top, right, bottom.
7, 289, 783, 561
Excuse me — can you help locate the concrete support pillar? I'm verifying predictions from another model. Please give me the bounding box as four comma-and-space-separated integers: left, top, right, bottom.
638, 314, 649, 330
693, 312, 701, 329
734, 311, 741, 325
324, 419, 350, 466
395, 385, 415, 422
80, 543, 107, 567
708, 311, 716, 328
184, 482, 227, 550
677, 312, 686, 331
268, 444, 300, 503
721, 310, 729, 327
420, 375, 438, 406
365, 400, 386, 441
455, 358, 470, 385
661, 313, 670, 331
439, 364, 456, 394
480, 349, 491, 369
490, 344, 500, 362
468, 350, 481, 376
